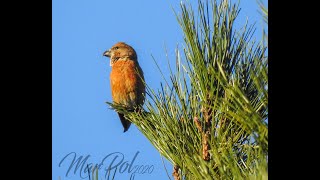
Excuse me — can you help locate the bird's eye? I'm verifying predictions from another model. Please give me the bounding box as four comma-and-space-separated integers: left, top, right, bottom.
114, 47, 119, 50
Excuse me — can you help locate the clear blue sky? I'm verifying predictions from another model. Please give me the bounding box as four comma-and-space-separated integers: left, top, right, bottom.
52, 0, 267, 179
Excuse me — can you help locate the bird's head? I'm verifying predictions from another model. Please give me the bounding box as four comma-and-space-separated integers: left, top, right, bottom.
103, 42, 137, 66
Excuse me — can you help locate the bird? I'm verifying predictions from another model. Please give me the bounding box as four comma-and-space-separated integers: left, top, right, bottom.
103, 42, 145, 132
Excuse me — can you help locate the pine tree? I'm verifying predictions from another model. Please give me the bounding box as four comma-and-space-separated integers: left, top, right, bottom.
109, 0, 268, 179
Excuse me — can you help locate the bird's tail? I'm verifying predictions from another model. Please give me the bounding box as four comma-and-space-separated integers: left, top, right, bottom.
118, 113, 131, 133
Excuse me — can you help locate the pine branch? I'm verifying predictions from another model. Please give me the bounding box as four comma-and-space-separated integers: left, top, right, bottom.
108, 0, 268, 179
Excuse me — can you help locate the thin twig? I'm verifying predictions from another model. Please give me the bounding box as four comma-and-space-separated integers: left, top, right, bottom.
160, 155, 173, 180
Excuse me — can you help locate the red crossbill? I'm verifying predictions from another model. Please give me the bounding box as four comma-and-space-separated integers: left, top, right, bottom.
103, 42, 145, 132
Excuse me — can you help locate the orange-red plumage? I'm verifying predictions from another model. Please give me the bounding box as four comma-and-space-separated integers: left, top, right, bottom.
103, 42, 145, 132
